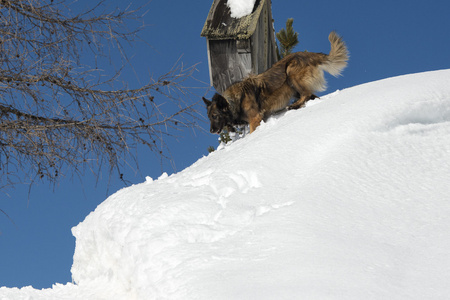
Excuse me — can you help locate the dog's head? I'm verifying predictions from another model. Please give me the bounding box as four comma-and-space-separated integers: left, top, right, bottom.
203, 93, 233, 134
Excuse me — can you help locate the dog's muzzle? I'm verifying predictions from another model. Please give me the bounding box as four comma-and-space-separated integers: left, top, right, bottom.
210, 127, 221, 134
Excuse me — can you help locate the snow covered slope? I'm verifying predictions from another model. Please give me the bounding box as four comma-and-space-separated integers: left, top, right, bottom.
2, 70, 450, 299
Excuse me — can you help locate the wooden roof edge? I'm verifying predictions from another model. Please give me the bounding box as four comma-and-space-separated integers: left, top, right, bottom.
200, 0, 266, 40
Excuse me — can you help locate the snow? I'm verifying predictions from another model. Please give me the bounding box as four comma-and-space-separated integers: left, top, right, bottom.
227, 0, 256, 18
2, 69, 450, 299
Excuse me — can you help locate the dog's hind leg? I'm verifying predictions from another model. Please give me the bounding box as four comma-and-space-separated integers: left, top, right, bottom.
288, 82, 312, 110
288, 94, 311, 110
289, 93, 318, 110
293, 92, 318, 101
286, 63, 316, 110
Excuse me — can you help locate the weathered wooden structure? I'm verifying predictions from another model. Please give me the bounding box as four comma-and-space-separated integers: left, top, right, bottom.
201, 0, 278, 94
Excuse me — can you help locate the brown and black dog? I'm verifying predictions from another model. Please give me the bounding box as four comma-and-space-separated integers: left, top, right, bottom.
203, 31, 349, 134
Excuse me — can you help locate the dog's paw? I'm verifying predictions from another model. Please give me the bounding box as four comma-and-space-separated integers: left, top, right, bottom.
288, 104, 302, 110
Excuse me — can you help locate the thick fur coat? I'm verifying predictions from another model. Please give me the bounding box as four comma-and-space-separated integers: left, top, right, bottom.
204, 31, 349, 133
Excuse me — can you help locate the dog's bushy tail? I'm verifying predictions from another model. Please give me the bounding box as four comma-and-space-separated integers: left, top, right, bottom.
322, 31, 349, 77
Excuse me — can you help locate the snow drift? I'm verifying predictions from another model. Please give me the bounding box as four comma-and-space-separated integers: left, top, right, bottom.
1, 69, 450, 299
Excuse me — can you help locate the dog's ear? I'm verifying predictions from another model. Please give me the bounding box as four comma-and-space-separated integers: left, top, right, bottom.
202, 97, 212, 107
212, 93, 229, 112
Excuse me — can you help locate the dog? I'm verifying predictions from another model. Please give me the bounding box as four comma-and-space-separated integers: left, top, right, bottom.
203, 31, 349, 134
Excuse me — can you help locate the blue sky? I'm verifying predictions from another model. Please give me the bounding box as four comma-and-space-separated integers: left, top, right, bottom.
1, 0, 450, 289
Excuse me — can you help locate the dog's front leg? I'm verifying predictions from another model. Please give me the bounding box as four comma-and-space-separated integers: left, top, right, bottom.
248, 112, 263, 133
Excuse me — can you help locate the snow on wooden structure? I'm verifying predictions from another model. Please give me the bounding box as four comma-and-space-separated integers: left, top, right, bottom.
201, 0, 278, 94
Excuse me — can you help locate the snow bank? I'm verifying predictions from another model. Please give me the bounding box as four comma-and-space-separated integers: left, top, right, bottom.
2, 69, 450, 299
227, 0, 256, 18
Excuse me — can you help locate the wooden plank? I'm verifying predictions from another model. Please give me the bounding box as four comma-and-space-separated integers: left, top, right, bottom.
208, 39, 251, 93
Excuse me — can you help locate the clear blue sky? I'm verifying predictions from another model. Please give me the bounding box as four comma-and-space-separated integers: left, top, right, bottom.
1, 0, 450, 289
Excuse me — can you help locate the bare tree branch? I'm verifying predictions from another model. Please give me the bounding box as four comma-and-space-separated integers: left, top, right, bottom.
0, 0, 201, 192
